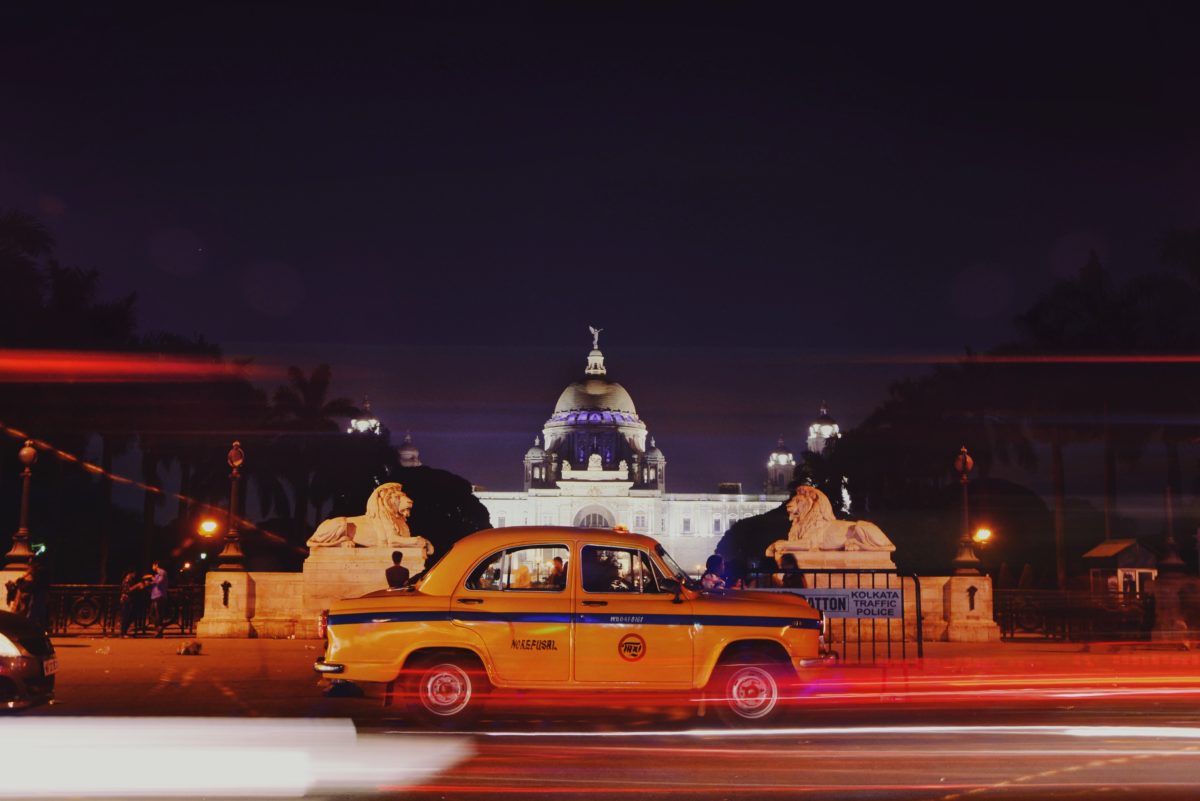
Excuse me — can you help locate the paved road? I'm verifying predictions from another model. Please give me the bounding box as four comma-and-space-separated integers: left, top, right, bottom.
15, 636, 1200, 799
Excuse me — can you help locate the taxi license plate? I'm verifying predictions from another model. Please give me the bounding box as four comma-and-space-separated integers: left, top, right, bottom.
42, 657, 58, 676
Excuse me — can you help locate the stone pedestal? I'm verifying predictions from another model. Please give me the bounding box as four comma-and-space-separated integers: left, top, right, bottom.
196, 545, 429, 638
776, 545, 897, 572
943, 575, 1001, 642
196, 572, 257, 638
300, 546, 426, 624
1148, 573, 1198, 643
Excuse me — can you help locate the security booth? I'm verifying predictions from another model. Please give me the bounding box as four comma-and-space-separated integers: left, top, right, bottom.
1082, 539, 1157, 594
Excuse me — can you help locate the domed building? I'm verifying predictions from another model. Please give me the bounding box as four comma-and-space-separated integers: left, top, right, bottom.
474, 332, 790, 569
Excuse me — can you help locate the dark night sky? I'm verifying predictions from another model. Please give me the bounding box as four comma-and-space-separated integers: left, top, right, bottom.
3, 2, 1200, 494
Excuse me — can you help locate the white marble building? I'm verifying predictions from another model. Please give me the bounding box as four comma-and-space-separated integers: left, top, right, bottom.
474, 334, 790, 572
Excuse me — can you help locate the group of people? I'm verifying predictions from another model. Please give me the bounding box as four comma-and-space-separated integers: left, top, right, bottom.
700, 553, 807, 591
119, 561, 169, 638
4, 557, 50, 629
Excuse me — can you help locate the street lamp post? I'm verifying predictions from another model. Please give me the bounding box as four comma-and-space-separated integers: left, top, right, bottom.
216, 441, 246, 571
4, 440, 38, 569
1160, 484, 1186, 572
953, 446, 983, 575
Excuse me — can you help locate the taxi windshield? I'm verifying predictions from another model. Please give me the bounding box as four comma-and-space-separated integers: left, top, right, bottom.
654, 544, 699, 590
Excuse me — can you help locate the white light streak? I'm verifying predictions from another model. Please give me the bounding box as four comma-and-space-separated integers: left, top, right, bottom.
0, 718, 470, 797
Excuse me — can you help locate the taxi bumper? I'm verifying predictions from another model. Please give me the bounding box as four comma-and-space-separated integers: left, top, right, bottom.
313, 657, 345, 674
796, 651, 838, 670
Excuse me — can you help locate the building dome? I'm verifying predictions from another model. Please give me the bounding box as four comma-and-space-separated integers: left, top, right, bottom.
553, 379, 639, 418
645, 437, 665, 463
525, 436, 546, 460
768, 436, 794, 466
532, 330, 659, 490
807, 402, 841, 454
398, 431, 421, 467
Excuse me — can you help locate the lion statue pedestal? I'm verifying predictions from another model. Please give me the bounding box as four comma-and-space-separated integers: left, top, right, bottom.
300, 483, 433, 633
198, 483, 435, 638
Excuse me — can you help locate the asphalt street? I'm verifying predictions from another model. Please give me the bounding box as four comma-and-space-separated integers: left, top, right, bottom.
13, 636, 1200, 800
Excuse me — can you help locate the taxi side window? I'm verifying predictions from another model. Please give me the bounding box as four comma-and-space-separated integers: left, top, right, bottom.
582, 546, 662, 593
465, 545, 569, 592
507, 545, 569, 591
466, 550, 506, 591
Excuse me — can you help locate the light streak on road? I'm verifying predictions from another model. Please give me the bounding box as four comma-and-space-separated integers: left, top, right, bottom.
391, 723, 1200, 800
0, 718, 471, 798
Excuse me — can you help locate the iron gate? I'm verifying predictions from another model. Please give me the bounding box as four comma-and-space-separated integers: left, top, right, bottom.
742, 567, 923, 661
995, 589, 1154, 641
46, 584, 204, 636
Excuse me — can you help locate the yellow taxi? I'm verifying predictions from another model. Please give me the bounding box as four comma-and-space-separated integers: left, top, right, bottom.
315, 526, 824, 725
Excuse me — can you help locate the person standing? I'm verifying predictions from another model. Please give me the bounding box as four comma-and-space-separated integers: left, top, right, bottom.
26, 557, 50, 631
118, 569, 143, 638
148, 560, 168, 638
385, 551, 410, 588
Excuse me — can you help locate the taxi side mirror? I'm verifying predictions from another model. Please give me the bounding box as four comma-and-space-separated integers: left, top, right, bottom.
660, 578, 684, 604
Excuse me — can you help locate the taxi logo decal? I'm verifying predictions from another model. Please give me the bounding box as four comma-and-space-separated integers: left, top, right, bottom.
618, 633, 646, 662
511, 638, 558, 651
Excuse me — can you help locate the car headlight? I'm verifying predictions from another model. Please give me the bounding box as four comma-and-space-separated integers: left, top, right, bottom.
0, 632, 23, 658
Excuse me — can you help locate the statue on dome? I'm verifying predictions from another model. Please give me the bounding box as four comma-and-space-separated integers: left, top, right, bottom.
765, 485, 894, 558
306, 482, 434, 556
589, 325, 603, 349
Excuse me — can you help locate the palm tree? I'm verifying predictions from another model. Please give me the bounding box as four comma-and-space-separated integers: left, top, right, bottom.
1010, 252, 1155, 587
270, 365, 359, 530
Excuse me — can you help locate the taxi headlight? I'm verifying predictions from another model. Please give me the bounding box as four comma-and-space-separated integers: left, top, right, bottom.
0, 633, 22, 658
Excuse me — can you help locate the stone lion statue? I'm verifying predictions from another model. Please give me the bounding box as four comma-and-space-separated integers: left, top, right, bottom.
765, 485, 894, 558
306, 482, 434, 555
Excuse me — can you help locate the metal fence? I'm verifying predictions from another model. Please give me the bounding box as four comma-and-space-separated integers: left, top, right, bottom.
994, 589, 1154, 641
46, 584, 205, 637
743, 568, 923, 661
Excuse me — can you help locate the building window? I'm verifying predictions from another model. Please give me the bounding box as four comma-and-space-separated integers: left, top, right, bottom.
713, 518, 722, 534
579, 512, 611, 528
634, 514, 647, 531
498, 516, 507, 528
682, 518, 692, 534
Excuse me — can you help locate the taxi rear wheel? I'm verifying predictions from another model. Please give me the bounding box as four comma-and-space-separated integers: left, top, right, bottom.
711, 659, 788, 726
406, 656, 488, 727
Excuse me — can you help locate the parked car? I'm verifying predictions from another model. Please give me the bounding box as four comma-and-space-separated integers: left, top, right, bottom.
0, 610, 56, 710
316, 526, 825, 726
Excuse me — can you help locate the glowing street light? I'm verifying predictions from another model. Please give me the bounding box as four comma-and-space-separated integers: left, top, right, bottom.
973, 527, 993, 545
198, 519, 220, 537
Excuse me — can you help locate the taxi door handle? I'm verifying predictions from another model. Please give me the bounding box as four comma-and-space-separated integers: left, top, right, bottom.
456, 598, 484, 605
582, 600, 608, 607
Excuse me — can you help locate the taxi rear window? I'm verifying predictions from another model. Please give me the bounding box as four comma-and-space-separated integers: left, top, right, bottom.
465, 545, 569, 591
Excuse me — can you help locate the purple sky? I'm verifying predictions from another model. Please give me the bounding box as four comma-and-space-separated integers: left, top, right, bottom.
4, 2, 1200, 493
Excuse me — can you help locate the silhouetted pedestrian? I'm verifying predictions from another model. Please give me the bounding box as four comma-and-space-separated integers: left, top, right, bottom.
385, 551, 410, 588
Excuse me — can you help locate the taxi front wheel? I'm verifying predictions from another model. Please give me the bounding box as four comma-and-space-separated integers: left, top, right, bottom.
711, 661, 788, 726
406, 656, 488, 727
